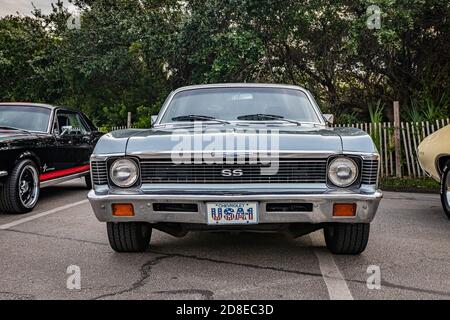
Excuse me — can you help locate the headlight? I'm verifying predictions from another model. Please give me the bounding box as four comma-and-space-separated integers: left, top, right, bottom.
110, 158, 139, 188
328, 157, 359, 187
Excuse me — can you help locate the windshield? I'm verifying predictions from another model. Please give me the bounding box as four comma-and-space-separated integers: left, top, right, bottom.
0, 105, 51, 132
160, 87, 321, 124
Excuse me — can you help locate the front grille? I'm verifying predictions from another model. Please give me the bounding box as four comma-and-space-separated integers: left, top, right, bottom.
140, 159, 328, 184
91, 161, 108, 185
361, 160, 379, 185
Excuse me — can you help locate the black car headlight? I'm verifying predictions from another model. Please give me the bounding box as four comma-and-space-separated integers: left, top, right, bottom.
109, 158, 139, 188
328, 157, 359, 187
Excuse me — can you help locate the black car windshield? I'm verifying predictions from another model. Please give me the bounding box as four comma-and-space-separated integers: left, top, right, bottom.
160, 87, 321, 124
0, 105, 51, 132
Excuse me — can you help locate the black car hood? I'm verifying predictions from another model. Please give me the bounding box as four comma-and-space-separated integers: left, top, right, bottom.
0, 130, 36, 143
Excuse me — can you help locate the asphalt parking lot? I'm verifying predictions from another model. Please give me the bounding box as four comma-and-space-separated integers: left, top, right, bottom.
0, 180, 449, 300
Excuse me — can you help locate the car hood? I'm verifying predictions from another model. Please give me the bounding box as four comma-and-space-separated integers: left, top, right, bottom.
124, 124, 344, 155
0, 130, 36, 144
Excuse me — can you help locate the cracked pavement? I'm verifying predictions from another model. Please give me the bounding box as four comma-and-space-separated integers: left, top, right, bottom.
0, 180, 449, 300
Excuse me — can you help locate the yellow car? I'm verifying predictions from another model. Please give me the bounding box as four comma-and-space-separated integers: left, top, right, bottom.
418, 124, 450, 219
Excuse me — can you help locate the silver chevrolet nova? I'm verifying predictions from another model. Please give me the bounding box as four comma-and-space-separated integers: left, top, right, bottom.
88, 84, 382, 254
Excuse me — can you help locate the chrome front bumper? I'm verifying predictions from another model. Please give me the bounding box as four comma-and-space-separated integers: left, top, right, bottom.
88, 189, 382, 224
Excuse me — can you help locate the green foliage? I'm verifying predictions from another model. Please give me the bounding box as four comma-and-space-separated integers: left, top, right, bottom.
0, 0, 449, 126
405, 99, 424, 123
135, 102, 162, 128
367, 100, 384, 151
0, 16, 56, 101
335, 111, 359, 125
368, 100, 384, 123
102, 104, 128, 127
134, 106, 152, 129
407, 90, 449, 122
421, 92, 449, 122
380, 177, 440, 193
207, 30, 266, 83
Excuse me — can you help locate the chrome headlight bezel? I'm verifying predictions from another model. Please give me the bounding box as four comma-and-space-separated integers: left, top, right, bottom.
109, 158, 140, 188
327, 156, 360, 188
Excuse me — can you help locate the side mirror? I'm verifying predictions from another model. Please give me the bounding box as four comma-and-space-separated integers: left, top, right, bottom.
151, 115, 158, 126
60, 125, 73, 136
323, 114, 334, 125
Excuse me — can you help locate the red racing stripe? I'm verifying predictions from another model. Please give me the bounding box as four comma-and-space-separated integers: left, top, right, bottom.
39, 164, 91, 182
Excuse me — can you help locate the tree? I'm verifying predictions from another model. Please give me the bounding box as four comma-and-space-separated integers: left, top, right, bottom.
0, 0, 448, 125
0, 16, 56, 102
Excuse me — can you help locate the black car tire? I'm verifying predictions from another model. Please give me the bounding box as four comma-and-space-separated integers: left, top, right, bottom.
324, 223, 370, 255
85, 174, 92, 190
0, 159, 40, 214
107, 222, 152, 252
440, 161, 450, 219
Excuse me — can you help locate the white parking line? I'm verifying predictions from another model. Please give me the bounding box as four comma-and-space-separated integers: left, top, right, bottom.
309, 231, 354, 300
0, 200, 89, 230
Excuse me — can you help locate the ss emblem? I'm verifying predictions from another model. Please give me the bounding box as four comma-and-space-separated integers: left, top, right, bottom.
221, 169, 243, 177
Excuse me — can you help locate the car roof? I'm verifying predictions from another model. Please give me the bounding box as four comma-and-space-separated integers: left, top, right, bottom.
172, 83, 309, 94
0, 102, 57, 110
0, 103, 80, 113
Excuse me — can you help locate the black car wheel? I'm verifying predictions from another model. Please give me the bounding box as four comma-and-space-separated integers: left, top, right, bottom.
440, 161, 450, 219
0, 159, 40, 214
324, 223, 370, 255
107, 222, 152, 252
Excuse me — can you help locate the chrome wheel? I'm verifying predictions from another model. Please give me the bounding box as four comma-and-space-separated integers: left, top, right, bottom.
445, 172, 450, 208
441, 163, 450, 219
18, 165, 39, 209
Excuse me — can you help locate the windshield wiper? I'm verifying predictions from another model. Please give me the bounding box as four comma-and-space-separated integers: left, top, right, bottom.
0, 126, 31, 133
172, 115, 230, 124
237, 114, 302, 126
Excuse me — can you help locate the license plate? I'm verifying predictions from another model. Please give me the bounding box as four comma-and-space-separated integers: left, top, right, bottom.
207, 202, 258, 225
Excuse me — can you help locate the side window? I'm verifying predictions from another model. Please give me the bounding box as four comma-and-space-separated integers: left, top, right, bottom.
55, 111, 90, 135
82, 113, 97, 132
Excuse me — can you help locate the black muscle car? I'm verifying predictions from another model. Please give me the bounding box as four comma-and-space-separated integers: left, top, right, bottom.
0, 103, 102, 214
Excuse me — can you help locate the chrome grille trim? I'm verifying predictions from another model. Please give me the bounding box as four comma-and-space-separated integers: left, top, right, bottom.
361, 160, 379, 185
140, 159, 328, 184
91, 161, 108, 185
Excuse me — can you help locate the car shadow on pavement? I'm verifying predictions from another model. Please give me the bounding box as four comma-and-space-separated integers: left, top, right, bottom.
38, 181, 89, 202
144, 231, 321, 260
0, 180, 90, 215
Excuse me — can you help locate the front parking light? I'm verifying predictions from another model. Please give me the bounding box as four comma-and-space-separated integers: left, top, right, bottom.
112, 204, 135, 217
333, 203, 357, 217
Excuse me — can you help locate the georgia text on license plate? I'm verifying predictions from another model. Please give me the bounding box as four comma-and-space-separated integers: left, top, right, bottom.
206, 202, 258, 225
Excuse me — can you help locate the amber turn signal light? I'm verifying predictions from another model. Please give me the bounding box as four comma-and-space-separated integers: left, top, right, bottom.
112, 204, 135, 217
333, 203, 357, 217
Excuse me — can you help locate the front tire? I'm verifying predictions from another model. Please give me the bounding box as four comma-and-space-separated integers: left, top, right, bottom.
0, 159, 40, 214
440, 161, 450, 219
107, 222, 152, 252
324, 223, 370, 255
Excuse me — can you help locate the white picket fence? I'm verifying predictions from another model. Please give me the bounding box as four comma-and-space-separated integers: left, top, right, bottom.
334, 118, 450, 178
105, 118, 450, 178
109, 125, 140, 131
